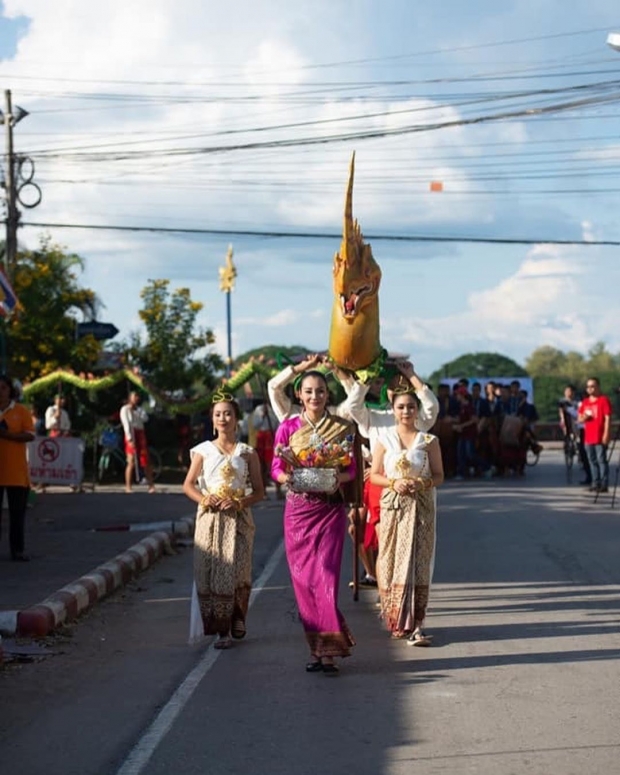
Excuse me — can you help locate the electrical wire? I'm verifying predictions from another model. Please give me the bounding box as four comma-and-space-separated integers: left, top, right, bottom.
20, 220, 620, 245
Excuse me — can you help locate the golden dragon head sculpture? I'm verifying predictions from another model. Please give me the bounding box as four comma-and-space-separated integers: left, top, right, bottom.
328, 153, 382, 371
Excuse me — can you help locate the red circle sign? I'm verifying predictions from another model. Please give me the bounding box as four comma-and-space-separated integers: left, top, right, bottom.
38, 438, 60, 463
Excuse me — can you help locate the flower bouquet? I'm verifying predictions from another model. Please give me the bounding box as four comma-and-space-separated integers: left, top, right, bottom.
276, 435, 354, 493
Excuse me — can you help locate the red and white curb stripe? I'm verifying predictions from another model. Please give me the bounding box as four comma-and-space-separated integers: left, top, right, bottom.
0, 515, 195, 641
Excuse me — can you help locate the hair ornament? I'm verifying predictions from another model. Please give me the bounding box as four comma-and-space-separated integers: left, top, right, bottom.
212, 386, 235, 404
391, 380, 416, 396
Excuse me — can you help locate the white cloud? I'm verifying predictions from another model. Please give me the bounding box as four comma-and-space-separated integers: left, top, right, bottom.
574, 143, 620, 164
397, 243, 619, 360
237, 309, 300, 327
581, 220, 597, 242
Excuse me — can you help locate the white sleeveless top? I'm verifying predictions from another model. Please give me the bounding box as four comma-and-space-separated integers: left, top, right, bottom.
382, 428, 435, 480
190, 440, 251, 494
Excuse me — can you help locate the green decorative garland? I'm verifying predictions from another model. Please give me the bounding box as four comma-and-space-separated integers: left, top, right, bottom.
21, 360, 277, 415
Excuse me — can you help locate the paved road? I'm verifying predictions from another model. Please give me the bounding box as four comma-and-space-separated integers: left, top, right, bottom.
1, 451, 619, 775
0, 482, 195, 613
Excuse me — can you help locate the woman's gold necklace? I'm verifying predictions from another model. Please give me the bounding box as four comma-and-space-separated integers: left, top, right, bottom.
214, 441, 237, 490
395, 430, 416, 478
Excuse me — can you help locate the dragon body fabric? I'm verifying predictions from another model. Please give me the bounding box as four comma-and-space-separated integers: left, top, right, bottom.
328, 153, 383, 372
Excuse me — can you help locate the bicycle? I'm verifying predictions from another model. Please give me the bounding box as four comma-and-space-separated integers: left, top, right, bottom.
562, 431, 579, 483
558, 405, 580, 484
97, 426, 162, 483
524, 432, 542, 467
525, 444, 541, 467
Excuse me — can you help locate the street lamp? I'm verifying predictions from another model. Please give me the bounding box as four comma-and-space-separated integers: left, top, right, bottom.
218, 244, 237, 378
0, 105, 29, 125
607, 33, 620, 52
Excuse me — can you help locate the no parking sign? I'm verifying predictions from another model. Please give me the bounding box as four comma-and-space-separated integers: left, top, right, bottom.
27, 437, 85, 486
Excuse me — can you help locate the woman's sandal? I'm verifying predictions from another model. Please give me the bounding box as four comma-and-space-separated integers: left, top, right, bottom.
305, 656, 323, 673
321, 661, 339, 676
391, 630, 411, 640
408, 629, 432, 647
214, 635, 233, 650
231, 619, 246, 640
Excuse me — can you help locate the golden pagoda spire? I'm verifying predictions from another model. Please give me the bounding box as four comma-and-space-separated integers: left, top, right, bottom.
219, 244, 237, 292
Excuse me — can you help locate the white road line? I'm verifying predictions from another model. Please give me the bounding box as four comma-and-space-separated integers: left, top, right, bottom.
115, 539, 285, 775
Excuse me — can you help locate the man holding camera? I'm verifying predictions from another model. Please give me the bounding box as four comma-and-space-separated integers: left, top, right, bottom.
578, 378, 612, 493
559, 384, 591, 486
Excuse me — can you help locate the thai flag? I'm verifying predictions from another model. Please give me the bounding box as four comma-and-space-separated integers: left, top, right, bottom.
0, 267, 19, 318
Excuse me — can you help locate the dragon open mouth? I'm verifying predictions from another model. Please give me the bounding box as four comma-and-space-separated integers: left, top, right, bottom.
340, 283, 374, 319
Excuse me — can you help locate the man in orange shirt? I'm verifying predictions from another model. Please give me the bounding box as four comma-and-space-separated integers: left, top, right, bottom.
0, 375, 35, 561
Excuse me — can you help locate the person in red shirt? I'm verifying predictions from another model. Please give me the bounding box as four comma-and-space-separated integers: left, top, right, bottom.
577, 377, 612, 493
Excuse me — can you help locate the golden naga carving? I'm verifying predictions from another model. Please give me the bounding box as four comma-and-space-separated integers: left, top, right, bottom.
328, 153, 382, 371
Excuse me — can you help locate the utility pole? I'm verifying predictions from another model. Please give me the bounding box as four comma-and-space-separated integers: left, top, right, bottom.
4, 89, 18, 278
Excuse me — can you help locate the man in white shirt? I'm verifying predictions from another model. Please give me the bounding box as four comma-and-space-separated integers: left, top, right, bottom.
120, 392, 155, 493
45, 395, 71, 437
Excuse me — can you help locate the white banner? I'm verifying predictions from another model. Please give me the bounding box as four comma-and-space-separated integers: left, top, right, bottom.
27, 437, 85, 486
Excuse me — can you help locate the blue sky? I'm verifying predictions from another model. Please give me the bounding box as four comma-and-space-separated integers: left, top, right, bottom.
2, 1, 620, 377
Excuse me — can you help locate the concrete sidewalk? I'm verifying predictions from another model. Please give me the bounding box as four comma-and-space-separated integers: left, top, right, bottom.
0, 483, 196, 639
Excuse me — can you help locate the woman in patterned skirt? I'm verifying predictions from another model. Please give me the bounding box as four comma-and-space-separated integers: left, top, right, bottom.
370, 389, 444, 646
183, 389, 264, 649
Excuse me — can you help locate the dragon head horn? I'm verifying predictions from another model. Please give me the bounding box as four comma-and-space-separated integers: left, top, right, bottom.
341, 151, 359, 267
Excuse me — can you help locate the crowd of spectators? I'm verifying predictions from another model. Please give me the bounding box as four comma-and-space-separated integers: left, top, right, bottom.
431, 378, 541, 479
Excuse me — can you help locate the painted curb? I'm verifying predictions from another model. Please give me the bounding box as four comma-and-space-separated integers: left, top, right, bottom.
1, 515, 195, 639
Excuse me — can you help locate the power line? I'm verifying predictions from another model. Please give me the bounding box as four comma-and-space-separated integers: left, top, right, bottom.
20, 220, 620, 246
22, 77, 620, 157
8, 24, 617, 80
296, 26, 620, 69
11, 66, 620, 94
23, 88, 620, 163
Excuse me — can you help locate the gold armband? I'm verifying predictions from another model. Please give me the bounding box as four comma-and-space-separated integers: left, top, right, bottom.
388, 478, 396, 492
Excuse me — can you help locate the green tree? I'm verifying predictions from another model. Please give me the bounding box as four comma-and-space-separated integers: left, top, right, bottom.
126, 279, 223, 395
563, 351, 587, 383
428, 352, 528, 384
532, 375, 570, 422
524, 346, 567, 377
5, 238, 102, 380
585, 341, 615, 376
